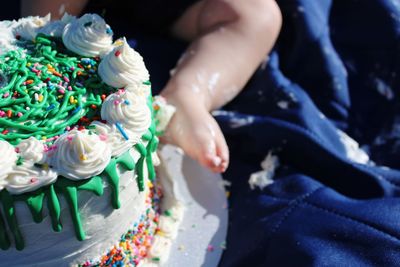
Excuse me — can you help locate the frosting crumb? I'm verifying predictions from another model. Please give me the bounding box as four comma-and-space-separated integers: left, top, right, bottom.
248, 152, 279, 190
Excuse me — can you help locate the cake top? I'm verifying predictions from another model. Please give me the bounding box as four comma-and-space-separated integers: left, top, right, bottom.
0, 13, 154, 195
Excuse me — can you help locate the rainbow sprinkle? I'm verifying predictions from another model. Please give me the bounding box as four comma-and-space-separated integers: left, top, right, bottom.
79, 182, 163, 267
116, 122, 129, 141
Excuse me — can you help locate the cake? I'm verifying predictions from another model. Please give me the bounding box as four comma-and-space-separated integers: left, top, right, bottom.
0, 13, 182, 266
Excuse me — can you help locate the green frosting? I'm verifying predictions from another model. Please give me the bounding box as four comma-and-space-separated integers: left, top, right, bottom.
0, 34, 110, 145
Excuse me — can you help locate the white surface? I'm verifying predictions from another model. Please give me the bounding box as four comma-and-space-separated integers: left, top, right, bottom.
159, 145, 228, 267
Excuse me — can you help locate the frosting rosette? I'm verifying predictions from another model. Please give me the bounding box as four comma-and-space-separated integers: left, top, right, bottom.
38, 13, 76, 37
13, 14, 50, 41
90, 121, 139, 157
50, 129, 112, 180
98, 38, 149, 88
0, 21, 16, 53
6, 164, 57, 195
0, 140, 17, 190
62, 13, 113, 57
16, 137, 46, 164
101, 90, 151, 139
125, 83, 151, 98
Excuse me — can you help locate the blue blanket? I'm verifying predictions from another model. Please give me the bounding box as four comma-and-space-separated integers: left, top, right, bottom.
136, 0, 400, 266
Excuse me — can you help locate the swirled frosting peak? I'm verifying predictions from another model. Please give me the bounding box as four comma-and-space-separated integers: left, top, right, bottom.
90, 121, 139, 157
38, 13, 76, 37
50, 129, 112, 180
6, 164, 58, 195
0, 21, 17, 53
98, 38, 149, 88
13, 14, 51, 41
0, 140, 17, 190
62, 13, 113, 57
101, 90, 151, 140
17, 137, 46, 164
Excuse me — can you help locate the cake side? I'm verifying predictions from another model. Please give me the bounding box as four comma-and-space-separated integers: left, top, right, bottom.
1, 147, 150, 266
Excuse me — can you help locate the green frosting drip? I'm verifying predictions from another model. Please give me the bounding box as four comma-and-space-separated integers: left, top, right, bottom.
136, 157, 146, 192
0, 205, 10, 250
104, 161, 121, 209
0, 191, 24, 250
47, 184, 62, 232
104, 150, 136, 209
61, 184, 85, 240
24, 190, 45, 223
54, 176, 105, 240
146, 136, 158, 182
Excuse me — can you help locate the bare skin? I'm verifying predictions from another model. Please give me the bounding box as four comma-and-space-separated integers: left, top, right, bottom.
21, 0, 282, 173
163, 0, 282, 172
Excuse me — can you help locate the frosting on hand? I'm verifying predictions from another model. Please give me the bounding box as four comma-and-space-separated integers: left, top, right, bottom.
13, 14, 50, 41
101, 90, 151, 139
6, 163, 57, 195
90, 121, 139, 157
17, 137, 46, 164
62, 13, 113, 57
50, 129, 112, 180
98, 38, 149, 88
0, 140, 17, 190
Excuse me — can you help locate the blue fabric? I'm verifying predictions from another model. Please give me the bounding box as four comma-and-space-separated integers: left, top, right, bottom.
134, 0, 400, 266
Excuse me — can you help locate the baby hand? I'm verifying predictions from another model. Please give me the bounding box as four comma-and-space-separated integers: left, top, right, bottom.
161, 102, 229, 173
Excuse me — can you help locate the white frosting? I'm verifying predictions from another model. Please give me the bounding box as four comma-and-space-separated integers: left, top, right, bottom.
17, 137, 46, 164
62, 13, 113, 57
337, 129, 369, 164
248, 152, 279, 190
152, 96, 176, 133
50, 129, 112, 180
38, 13, 76, 37
126, 83, 151, 98
13, 14, 51, 41
98, 38, 149, 88
90, 121, 139, 157
6, 163, 57, 195
101, 90, 151, 139
0, 21, 16, 53
147, 236, 172, 264
0, 140, 17, 190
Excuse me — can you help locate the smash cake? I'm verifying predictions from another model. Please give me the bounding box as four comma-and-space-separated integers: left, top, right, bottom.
0, 13, 182, 266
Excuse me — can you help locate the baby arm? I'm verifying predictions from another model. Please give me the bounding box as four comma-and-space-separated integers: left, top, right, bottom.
161, 0, 282, 172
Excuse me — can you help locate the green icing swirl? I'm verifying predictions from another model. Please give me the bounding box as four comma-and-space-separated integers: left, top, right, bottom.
0, 34, 111, 145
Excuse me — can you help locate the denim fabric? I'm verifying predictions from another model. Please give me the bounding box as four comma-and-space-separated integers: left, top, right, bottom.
136, 0, 400, 266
